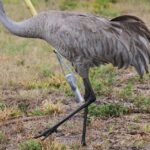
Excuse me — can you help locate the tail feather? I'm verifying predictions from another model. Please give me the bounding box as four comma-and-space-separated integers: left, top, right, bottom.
111, 15, 150, 77
111, 15, 150, 41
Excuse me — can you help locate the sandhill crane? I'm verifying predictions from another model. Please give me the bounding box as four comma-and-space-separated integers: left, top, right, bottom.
0, 0, 150, 146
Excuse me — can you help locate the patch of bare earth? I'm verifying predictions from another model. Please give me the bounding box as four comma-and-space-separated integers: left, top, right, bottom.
0, 87, 150, 149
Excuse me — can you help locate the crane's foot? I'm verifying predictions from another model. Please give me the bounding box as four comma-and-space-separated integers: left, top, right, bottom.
81, 140, 86, 146
34, 126, 58, 140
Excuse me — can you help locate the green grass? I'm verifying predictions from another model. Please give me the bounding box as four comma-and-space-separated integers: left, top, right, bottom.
89, 103, 129, 117
119, 83, 134, 100
0, 102, 6, 111
40, 66, 53, 78
3, 0, 19, 3
143, 124, 150, 133
19, 139, 42, 150
18, 102, 29, 115
0, 40, 30, 56
134, 95, 150, 113
29, 100, 62, 116
59, 0, 78, 10
30, 107, 45, 116
90, 65, 116, 96
92, 0, 120, 16
59, 0, 120, 16
0, 131, 7, 144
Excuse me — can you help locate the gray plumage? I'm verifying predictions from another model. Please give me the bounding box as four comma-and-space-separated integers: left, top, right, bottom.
0, 2, 150, 78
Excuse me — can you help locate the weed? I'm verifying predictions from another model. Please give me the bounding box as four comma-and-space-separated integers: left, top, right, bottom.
0, 131, 7, 144
19, 139, 42, 150
41, 138, 67, 150
0, 40, 29, 56
30, 107, 45, 116
90, 65, 116, 96
91, 0, 120, 16
133, 115, 141, 123
127, 124, 140, 133
60, 0, 78, 10
36, 64, 54, 78
26, 80, 51, 90
70, 143, 81, 150
9, 108, 22, 118
0, 102, 6, 111
119, 83, 134, 100
26, 74, 66, 90
0, 107, 21, 121
41, 67, 53, 78
3, 0, 19, 4
89, 103, 129, 117
133, 140, 146, 149
31, 0, 41, 6
143, 124, 150, 133
30, 100, 62, 117
134, 95, 150, 112
41, 100, 63, 115
25, 73, 75, 98
16, 59, 25, 66
108, 124, 115, 133
18, 102, 30, 115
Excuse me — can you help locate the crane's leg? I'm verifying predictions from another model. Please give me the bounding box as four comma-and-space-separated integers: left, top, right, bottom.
81, 78, 96, 146
34, 78, 96, 145
81, 107, 88, 146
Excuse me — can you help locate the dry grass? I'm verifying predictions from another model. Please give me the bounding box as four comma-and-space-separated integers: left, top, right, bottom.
41, 138, 68, 150
41, 99, 63, 115
0, 107, 21, 122
0, 0, 150, 149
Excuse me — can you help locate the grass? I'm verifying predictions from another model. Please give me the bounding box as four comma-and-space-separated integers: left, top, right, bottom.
19, 139, 42, 150
59, 0, 78, 10
29, 100, 63, 116
91, 0, 120, 16
30, 107, 45, 116
134, 95, 150, 113
0, 107, 22, 121
18, 102, 30, 115
41, 138, 68, 150
0, 0, 150, 149
41, 100, 63, 115
143, 124, 150, 133
0, 102, 6, 111
0, 131, 7, 150
12, 132, 77, 150
0, 131, 7, 144
90, 65, 116, 96
119, 83, 134, 100
89, 103, 129, 117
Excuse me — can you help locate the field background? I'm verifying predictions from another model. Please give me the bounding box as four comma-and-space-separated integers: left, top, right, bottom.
0, 0, 150, 150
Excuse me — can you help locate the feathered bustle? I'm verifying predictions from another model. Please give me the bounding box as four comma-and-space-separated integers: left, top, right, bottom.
111, 15, 150, 77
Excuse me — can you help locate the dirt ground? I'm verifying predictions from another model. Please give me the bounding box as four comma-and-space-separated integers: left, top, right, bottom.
0, 87, 150, 150
0, 0, 150, 150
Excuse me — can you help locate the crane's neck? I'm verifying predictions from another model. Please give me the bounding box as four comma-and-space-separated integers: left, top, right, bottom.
0, 5, 44, 39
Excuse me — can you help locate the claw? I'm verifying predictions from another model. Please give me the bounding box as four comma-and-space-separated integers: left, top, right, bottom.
34, 132, 46, 139
34, 127, 57, 140
34, 134, 43, 139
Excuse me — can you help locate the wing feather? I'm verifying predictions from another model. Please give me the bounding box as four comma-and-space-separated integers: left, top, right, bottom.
54, 13, 150, 77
